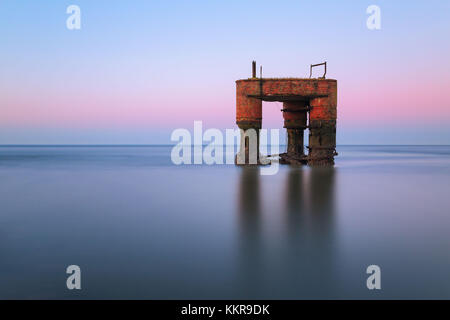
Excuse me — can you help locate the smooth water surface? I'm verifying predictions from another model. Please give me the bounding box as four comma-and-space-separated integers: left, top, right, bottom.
0, 145, 449, 299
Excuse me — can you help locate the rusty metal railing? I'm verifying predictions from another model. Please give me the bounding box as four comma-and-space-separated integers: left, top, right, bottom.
309, 61, 327, 79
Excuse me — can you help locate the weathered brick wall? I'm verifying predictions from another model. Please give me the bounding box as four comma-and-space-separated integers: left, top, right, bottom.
235, 78, 337, 166
308, 81, 337, 166
260, 78, 335, 97
236, 80, 262, 129
309, 81, 337, 121
236, 78, 336, 125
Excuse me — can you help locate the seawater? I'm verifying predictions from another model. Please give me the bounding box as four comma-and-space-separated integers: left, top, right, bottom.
0, 145, 449, 299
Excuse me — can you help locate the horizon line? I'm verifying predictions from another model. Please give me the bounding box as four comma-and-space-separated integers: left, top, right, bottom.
1, 144, 450, 147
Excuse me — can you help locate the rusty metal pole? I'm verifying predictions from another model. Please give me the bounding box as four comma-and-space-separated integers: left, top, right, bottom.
252, 61, 256, 78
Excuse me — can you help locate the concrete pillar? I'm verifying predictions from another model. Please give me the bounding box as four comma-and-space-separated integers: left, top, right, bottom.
282, 101, 308, 156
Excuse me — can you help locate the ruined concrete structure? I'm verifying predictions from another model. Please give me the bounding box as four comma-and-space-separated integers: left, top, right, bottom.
236, 61, 337, 166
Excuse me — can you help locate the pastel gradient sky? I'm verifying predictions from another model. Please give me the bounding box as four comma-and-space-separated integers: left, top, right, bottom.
1, 0, 450, 144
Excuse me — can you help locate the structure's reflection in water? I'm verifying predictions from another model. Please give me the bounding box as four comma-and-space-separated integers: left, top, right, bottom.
237, 167, 338, 298
3, 146, 450, 298
237, 167, 262, 296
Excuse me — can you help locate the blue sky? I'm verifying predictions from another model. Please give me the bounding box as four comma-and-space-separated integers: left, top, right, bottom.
0, 0, 449, 144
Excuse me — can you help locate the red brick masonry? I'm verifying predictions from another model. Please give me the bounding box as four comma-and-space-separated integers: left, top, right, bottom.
236, 78, 337, 166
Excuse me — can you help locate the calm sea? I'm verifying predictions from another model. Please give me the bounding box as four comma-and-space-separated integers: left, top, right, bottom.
0, 145, 450, 299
